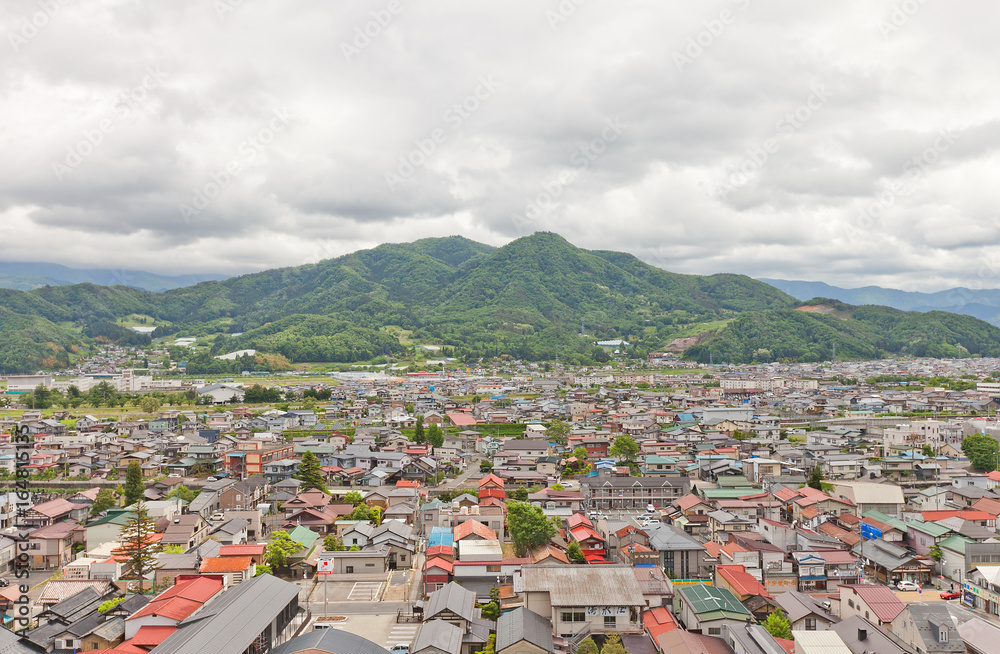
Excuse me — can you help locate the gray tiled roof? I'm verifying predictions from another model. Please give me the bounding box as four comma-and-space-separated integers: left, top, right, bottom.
496, 607, 553, 653
271, 627, 392, 654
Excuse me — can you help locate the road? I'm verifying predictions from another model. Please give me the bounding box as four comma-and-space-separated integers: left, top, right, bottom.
440, 458, 482, 491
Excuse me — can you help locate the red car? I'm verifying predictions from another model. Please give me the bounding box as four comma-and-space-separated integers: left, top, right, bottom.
940, 591, 961, 600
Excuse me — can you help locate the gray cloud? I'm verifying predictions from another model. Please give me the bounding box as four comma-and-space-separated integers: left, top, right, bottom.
1, 0, 999, 292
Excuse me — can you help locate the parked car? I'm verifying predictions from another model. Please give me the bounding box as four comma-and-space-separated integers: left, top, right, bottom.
167, 473, 181, 478
641, 519, 661, 528
940, 591, 961, 600
635, 513, 652, 522
390, 647, 409, 654
896, 580, 920, 591
206, 477, 218, 482
647, 504, 656, 513
0, 578, 8, 588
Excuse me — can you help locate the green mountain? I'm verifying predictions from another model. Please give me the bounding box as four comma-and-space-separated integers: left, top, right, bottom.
2, 233, 999, 372
684, 299, 1000, 363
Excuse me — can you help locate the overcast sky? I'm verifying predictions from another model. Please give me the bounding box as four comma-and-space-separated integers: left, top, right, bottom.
3, 0, 998, 292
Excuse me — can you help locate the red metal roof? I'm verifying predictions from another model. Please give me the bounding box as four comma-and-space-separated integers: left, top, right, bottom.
643, 606, 677, 639
127, 576, 224, 622
218, 544, 265, 557
424, 557, 453, 573
200, 556, 254, 573
717, 564, 772, 598
130, 625, 178, 646
842, 584, 905, 623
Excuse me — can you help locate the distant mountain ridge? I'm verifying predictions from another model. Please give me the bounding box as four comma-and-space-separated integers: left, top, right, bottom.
0, 261, 228, 293
761, 278, 1000, 326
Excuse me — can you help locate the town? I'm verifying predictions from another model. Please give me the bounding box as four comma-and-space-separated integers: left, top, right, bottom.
1, 353, 1000, 654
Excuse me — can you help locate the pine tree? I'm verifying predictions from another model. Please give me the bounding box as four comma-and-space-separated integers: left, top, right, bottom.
807, 465, 824, 490
124, 461, 144, 506
295, 450, 330, 493
600, 633, 627, 654
575, 638, 598, 654
763, 608, 792, 639
413, 416, 425, 443
119, 502, 162, 591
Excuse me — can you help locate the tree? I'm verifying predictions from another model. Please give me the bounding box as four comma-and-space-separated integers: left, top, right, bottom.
962, 434, 1000, 472
89, 488, 117, 516
807, 465, 824, 490
139, 396, 161, 414
474, 634, 496, 654
413, 416, 425, 443
119, 502, 163, 589
609, 435, 639, 463
929, 544, 943, 563
324, 534, 346, 551
347, 504, 374, 521
566, 540, 585, 563
166, 485, 198, 503
295, 450, 330, 493
509, 486, 529, 502
124, 461, 145, 506
428, 424, 444, 448
255, 563, 273, 576
546, 420, 570, 445
600, 633, 627, 654
575, 638, 598, 654
507, 501, 557, 556
763, 608, 792, 639
922, 444, 935, 457
371, 505, 382, 526
478, 586, 501, 621
265, 531, 303, 569
344, 490, 365, 506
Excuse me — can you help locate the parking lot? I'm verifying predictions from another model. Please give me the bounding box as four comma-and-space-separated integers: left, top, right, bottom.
312, 579, 385, 602
310, 613, 411, 650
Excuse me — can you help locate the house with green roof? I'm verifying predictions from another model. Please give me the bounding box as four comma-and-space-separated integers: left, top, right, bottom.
86, 508, 135, 551
641, 455, 679, 476
905, 520, 952, 556
674, 583, 753, 638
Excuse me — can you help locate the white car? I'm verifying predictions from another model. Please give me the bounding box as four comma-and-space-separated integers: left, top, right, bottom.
647, 504, 656, 513
635, 513, 652, 522
641, 519, 661, 528
167, 473, 181, 478
896, 580, 920, 592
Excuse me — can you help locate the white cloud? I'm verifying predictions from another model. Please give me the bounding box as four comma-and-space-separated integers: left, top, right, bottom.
1, 0, 999, 291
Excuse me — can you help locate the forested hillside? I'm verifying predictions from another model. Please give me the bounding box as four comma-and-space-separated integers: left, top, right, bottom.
2, 234, 1000, 371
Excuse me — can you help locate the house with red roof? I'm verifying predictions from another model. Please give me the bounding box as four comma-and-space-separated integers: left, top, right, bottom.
714, 564, 773, 602
423, 557, 454, 594
478, 473, 505, 501
125, 575, 225, 639
199, 555, 256, 584
453, 519, 497, 542
838, 584, 905, 627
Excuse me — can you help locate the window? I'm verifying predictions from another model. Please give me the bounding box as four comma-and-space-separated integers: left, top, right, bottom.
346, 566, 354, 574
848, 599, 855, 609
865, 611, 869, 620
561, 612, 586, 623
605, 616, 616, 628
939, 628, 948, 643
805, 618, 816, 631
487, 565, 501, 573
709, 628, 721, 635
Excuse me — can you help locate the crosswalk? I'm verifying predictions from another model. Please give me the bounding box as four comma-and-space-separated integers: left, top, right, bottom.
386, 624, 418, 650
347, 581, 383, 601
